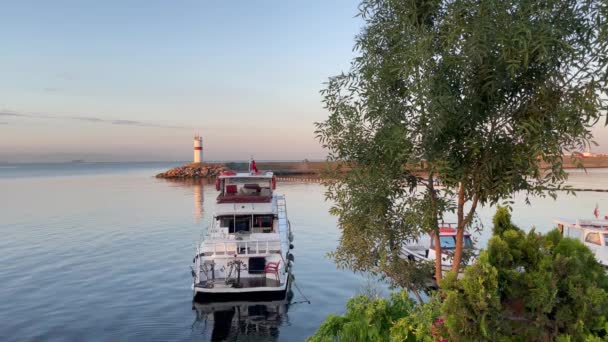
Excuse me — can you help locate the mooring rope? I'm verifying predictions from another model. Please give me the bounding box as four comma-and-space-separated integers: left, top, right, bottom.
291, 278, 311, 305
279, 252, 311, 305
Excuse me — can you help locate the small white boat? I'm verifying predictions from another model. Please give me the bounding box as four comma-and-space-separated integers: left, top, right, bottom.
554, 218, 608, 267
401, 224, 476, 277
192, 165, 294, 303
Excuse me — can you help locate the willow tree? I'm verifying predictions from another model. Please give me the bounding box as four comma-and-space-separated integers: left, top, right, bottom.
316, 0, 608, 286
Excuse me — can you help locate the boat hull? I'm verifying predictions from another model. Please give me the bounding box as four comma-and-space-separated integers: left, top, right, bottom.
194, 278, 290, 303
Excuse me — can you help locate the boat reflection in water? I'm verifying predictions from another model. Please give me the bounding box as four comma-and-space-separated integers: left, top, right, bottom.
192, 290, 293, 341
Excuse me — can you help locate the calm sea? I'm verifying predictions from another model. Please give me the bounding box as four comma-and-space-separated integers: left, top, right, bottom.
1, 163, 607, 341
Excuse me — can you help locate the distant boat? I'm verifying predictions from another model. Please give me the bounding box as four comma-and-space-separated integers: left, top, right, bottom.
191, 163, 294, 303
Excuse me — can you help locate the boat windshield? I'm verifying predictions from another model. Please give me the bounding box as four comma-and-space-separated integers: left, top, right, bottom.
432, 235, 473, 249
604, 234, 608, 246
218, 214, 275, 234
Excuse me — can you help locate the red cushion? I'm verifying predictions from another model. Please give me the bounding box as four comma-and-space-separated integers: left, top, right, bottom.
226, 185, 237, 194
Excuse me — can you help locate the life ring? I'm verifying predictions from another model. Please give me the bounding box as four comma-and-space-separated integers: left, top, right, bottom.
271, 175, 276, 190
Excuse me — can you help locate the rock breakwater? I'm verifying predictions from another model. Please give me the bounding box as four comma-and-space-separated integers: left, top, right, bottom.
155, 163, 227, 179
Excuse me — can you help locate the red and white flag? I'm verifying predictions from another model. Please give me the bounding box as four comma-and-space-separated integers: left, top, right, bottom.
594, 204, 599, 218
251, 159, 259, 173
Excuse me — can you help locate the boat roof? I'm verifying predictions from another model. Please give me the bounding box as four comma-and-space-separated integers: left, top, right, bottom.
218, 171, 274, 179
437, 225, 471, 236
554, 218, 608, 230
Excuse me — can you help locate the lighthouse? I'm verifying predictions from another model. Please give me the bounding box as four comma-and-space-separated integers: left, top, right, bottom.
193, 134, 203, 163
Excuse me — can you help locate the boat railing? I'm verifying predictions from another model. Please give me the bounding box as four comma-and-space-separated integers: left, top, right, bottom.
577, 219, 608, 227
203, 238, 282, 257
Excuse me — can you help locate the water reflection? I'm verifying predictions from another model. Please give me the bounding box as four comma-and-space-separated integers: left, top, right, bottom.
192, 291, 293, 341
159, 178, 212, 222
194, 182, 204, 223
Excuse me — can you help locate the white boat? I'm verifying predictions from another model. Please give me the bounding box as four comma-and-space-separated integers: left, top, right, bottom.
401, 224, 476, 277
554, 218, 608, 267
192, 166, 294, 303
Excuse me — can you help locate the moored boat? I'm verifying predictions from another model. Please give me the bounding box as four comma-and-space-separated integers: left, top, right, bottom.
191, 163, 294, 303
401, 224, 476, 278
554, 218, 608, 267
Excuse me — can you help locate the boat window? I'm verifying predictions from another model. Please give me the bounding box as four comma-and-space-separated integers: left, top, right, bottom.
430, 235, 473, 249
219, 216, 251, 233
585, 232, 601, 245
603, 234, 608, 246
220, 217, 235, 230
439, 236, 456, 249
253, 215, 273, 227
463, 236, 473, 249
251, 215, 273, 233
234, 217, 250, 233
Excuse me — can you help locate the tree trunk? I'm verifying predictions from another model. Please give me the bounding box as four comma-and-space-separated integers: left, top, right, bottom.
433, 230, 443, 285
452, 183, 479, 274
428, 173, 442, 284
452, 183, 466, 273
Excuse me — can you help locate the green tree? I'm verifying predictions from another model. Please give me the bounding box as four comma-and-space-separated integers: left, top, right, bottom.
492, 206, 521, 236
441, 216, 608, 340
316, 0, 608, 285
310, 208, 608, 341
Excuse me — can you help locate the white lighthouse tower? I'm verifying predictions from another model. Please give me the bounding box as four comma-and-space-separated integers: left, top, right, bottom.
193, 134, 203, 163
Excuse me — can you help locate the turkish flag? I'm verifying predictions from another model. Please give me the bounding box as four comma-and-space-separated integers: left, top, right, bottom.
251, 160, 258, 173
594, 204, 599, 218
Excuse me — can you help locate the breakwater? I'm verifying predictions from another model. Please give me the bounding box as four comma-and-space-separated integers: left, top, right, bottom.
156, 156, 608, 180
155, 163, 227, 178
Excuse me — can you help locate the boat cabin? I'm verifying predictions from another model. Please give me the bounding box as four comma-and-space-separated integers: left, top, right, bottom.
430, 228, 474, 250
555, 218, 608, 267
216, 171, 276, 203
401, 224, 477, 278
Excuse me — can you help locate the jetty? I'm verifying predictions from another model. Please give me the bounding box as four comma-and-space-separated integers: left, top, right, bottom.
156, 161, 332, 179
156, 155, 608, 180
156, 163, 228, 179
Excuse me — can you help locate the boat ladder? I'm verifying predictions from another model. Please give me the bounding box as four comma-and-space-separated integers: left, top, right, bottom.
276, 195, 291, 248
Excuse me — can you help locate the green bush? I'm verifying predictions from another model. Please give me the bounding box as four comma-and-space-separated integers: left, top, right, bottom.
311, 207, 608, 341
307, 291, 423, 342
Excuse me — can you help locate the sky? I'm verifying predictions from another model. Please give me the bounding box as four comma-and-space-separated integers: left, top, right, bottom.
0, 1, 362, 162
0, 1, 606, 162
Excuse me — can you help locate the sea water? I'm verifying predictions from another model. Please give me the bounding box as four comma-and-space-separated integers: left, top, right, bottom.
0, 163, 606, 341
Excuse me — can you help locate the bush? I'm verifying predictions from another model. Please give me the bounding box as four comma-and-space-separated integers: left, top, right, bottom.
311, 207, 608, 341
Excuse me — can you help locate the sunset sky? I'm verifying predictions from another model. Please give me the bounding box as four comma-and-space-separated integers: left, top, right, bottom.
1, 1, 606, 162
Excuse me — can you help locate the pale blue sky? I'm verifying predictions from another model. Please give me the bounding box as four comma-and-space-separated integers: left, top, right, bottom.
0, 1, 362, 162
0, 1, 606, 162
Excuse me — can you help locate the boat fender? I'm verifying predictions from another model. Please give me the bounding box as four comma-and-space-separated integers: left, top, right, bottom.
407, 254, 415, 262
287, 254, 295, 262
215, 178, 221, 191
289, 244, 294, 250
271, 175, 276, 190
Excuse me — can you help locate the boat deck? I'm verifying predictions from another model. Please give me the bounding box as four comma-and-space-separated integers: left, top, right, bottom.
198, 277, 281, 289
